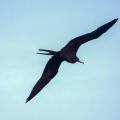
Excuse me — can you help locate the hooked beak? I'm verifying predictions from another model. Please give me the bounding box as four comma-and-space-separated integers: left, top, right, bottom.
78, 60, 84, 64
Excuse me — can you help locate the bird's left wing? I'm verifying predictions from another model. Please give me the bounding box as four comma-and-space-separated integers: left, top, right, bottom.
61, 18, 118, 54
26, 56, 64, 103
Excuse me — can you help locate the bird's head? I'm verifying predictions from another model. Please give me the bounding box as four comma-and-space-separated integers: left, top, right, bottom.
76, 57, 84, 64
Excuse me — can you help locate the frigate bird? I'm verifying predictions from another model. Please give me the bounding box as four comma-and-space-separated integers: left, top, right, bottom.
26, 18, 118, 103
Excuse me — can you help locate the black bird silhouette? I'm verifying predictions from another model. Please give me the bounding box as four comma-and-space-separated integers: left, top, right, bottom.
26, 18, 118, 103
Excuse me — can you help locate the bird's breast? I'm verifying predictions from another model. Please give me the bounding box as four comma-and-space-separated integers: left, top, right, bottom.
58, 50, 77, 63
63, 55, 77, 63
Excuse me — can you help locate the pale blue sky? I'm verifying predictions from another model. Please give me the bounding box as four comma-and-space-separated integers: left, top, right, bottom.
0, 0, 120, 120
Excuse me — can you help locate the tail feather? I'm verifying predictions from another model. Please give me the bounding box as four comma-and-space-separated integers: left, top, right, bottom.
37, 49, 58, 55
37, 53, 52, 55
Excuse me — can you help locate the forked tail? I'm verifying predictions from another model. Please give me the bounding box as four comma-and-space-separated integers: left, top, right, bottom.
37, 49, 58, 55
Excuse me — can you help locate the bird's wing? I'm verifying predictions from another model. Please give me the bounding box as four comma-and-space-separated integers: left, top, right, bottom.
61, 18, 118, 54
26, 56, 64, 103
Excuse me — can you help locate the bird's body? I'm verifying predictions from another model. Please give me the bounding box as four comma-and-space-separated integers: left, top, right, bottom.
26, 18, 118, 103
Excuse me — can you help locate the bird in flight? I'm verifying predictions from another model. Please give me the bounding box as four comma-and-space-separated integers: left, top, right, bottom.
26, 18, 118, 103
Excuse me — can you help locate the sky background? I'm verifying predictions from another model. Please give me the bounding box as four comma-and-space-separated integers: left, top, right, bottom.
0, 0, 120, 120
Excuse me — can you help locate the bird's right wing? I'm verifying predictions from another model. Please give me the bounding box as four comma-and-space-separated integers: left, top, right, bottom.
26, 56, 64, 103
61, 18, 118, 54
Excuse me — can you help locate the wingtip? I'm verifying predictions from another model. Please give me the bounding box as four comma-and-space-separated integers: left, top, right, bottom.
113, 18, 118, 22
25, 98, 29, 103
112, 18, 118, 23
